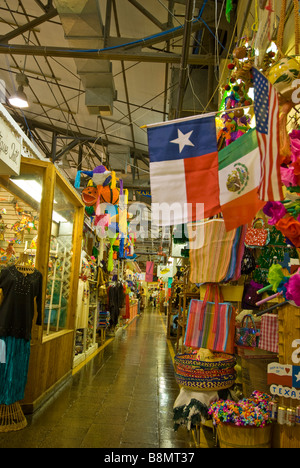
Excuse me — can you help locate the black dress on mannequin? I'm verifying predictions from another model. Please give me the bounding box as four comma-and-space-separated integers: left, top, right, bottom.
0, 265, 43, 405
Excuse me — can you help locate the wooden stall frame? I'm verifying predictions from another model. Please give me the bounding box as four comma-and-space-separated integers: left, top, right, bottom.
275, 303, 300, 448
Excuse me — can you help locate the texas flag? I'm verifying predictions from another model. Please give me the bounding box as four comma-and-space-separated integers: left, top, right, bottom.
267, 363, 300, 389
147, 115, 221, 226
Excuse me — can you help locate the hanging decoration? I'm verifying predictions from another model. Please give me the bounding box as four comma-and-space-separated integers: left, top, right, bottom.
74, 165, 111, 189
75, 163, 137, 270
0, 213, 7, 241
0, 242, 16, 265
255, 264, 300, 307
217, 39, 256, 151
81, 185, 98, 207
5, 201, 38, 246
225, 0, 233, 23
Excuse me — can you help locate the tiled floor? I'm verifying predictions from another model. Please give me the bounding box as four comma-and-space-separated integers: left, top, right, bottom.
0, 308, 193, 448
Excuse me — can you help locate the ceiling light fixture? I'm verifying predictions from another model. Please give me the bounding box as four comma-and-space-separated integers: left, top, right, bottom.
9, 73, 29, 109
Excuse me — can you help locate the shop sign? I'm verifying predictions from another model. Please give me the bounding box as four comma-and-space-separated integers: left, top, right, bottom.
268, 363, 300, 389
268, 341, 300, 400
292, 80, 300, 104
270, 385, 300, 400
0, 116, 21, 176
136, 190, 151, 198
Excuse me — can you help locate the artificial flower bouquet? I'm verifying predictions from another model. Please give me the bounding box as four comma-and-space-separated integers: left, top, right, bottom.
208, 391, 272, 428
264, 129, 300, 248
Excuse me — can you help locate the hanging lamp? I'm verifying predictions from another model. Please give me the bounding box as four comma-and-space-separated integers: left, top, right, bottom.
9, 73, 29, 109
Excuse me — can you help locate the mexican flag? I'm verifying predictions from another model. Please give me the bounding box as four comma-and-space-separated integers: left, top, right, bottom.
219, 129, 265, 231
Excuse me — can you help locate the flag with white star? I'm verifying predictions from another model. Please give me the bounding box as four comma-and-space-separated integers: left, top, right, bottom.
147, 115, 221, 226
252, 68, 284, 202
293, 366, 300, 389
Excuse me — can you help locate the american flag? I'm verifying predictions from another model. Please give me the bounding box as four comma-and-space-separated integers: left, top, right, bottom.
252, 68, 284, 201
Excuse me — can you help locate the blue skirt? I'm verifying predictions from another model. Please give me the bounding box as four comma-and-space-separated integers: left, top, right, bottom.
0, 336, 31, 406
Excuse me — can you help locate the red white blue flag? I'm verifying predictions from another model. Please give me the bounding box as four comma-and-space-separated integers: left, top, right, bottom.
252, 67, 284, 202
268, 363, 300, 389
147, 115, 221, 226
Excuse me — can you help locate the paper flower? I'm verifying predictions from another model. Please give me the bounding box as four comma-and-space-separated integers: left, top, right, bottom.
281, 166, 298, 187
286, 274, 300, 306
276, 215, 300, 247
292, 160, 300, 186
268, 264, 287, 292
290, 129, 300, 163
263, 201, 287, 225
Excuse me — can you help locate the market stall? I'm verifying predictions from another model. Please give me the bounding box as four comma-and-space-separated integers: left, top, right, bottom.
143, 0, 300, 448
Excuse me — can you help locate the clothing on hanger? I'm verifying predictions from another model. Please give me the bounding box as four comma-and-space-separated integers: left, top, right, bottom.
0, 265, 43, 341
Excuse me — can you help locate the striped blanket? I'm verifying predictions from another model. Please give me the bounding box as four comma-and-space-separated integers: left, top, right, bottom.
188, 219, 237, 284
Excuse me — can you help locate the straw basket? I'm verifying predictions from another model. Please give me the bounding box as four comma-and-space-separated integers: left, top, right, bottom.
0, 403, 27, 433
217, 423, 272, 449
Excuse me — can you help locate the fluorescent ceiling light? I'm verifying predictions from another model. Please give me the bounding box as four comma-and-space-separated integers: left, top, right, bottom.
13, 179, 43, 201
11, 179, 68, 223
52, 211, 68, 224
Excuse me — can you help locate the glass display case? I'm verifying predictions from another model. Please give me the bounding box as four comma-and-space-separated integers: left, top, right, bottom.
0, 157, 85, 413
44, 175, 77, 337
0, 174, 41, 272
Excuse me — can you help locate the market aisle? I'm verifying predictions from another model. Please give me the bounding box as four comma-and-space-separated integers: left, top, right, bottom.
0, 308, 193, 448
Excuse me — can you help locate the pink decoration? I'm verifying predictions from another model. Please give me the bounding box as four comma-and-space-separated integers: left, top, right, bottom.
94, 213, 110, 235
291, 138, 300, 163
263, 201, 287, 225
290, 129, 300, 159
286, 274, 300, 306
280, 166, 298, 187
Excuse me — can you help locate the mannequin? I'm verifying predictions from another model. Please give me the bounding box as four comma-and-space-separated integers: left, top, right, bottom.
75, 251, 90, 330
0, 253, 43, 410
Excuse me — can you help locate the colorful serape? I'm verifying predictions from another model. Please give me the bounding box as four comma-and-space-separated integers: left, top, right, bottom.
184, 299, 235, 354
188, 219, 237, 284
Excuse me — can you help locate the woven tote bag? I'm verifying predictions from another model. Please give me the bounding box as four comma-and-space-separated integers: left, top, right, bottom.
184, 285, 235, 354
